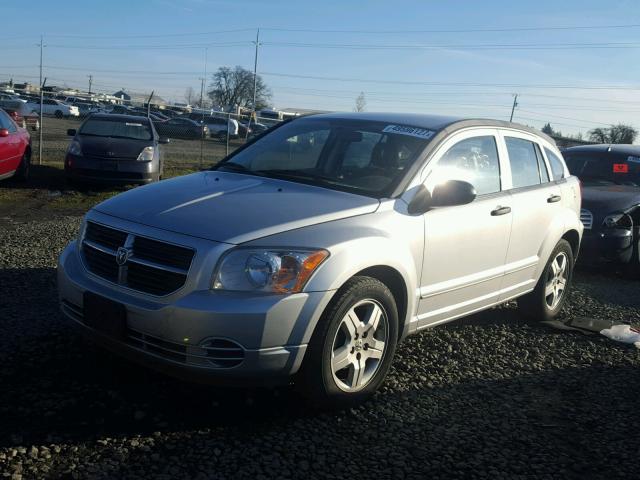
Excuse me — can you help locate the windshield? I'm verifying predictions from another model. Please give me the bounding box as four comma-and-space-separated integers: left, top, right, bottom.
214, 118, 433, 197
564, 152, 640, 187
79, 118, 153, 140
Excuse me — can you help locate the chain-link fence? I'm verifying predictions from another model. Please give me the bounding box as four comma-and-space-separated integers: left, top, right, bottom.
0, 92, 282, 175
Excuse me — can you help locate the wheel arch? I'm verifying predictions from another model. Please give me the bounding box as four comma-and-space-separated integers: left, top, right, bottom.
352, 265, 408, 342
561, 229, 581, 259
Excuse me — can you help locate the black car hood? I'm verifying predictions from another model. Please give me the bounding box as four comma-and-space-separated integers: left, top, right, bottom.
581, 184, 640, 217
78, 136, 153, 159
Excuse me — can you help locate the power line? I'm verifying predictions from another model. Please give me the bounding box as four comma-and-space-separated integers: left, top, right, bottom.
262, 40, 640, 51
260, 71, 640, 91
261, 23, 640, 34
45, 28, 255, 39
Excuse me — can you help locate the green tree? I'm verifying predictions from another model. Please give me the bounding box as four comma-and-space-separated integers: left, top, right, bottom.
208, 66, 271, 111
541, 123, 555, 135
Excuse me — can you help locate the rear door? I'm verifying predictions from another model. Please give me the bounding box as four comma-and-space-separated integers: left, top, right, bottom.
498, 131, 562, 300
417, 129, 513, 327
0, 110, 21, 176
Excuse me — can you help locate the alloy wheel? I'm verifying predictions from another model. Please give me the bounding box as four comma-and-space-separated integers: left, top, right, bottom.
330, 299, 389, 392
545, 252, 568, 310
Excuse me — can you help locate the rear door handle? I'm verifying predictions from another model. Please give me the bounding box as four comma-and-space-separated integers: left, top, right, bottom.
547, 194, 561, 203
491, 206, 511, 216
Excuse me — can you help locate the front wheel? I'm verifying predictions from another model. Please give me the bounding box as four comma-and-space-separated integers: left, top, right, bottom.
14, 150, 31, 182
519, 239, 574, 321
55, 110, 64, 118
297, 276, 398, 407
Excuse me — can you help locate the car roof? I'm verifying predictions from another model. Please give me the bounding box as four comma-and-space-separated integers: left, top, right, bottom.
563, 144, 640, 156
87, 113, 151, 122
306, 112, 555, 144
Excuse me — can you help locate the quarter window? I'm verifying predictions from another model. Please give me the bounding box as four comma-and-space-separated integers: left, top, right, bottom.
545, 148, 566, 180
505, 137, 542, 189
534, 143, 550, 183
428, 135, 501, 196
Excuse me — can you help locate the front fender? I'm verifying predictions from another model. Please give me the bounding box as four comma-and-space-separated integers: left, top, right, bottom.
243, 205, 424, 341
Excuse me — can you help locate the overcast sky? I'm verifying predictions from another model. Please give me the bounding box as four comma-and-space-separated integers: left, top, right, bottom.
2, 0, 640, 137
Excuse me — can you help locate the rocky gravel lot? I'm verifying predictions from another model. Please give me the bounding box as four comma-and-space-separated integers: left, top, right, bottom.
1, 214, 640, 479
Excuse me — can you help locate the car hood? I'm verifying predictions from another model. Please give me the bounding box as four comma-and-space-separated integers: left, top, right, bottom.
78, 136, 153, 158
581, 185, 640, 215
93, 171, 380, 244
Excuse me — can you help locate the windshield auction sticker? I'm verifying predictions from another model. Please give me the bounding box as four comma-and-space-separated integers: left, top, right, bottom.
383, 125, 435, 140
613, 163, 629, 173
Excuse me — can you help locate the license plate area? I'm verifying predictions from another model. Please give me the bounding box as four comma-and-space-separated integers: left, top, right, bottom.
83, 291, 126, 339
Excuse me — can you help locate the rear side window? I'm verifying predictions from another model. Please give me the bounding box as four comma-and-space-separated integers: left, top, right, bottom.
505, 137, 541, 189
429, 135, 501, 196
545, 148, 566, 180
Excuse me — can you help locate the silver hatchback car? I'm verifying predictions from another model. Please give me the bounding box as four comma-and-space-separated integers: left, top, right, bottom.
58, 113, 583, 404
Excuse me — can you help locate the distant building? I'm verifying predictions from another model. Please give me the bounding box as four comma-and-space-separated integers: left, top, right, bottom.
112, 90, 167, 107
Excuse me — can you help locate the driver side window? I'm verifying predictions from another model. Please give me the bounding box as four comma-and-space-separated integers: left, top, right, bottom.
427, 135, 501, 196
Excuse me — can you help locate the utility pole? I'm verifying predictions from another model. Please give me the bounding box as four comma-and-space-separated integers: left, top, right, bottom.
252, 29, 260, 113
509, 94, 518, 122
38, 35, 45, 165
88, 75, 93, 95
199, 77, 205, 108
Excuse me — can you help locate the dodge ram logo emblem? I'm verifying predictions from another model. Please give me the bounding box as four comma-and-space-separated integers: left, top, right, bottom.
116, 247, 131, 266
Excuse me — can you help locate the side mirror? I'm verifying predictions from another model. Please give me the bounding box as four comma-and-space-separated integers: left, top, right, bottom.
67, 129, 76, 136
431, 180, 477, 208
0, 129, 9, 138
407, 180, 476, 215
158, 137, 170, 144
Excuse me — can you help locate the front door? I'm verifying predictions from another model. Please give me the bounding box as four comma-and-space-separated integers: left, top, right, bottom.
416, 130, 512, 328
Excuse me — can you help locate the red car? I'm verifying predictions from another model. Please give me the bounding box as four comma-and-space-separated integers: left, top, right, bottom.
0, 108, 31, 181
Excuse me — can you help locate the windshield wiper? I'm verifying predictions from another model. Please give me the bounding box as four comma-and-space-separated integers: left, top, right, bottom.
254, 169, 336, 183
214, 162, 257, 174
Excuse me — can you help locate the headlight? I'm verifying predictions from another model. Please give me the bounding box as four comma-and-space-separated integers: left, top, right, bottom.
213, 248, 329, 293
137, 146, 155, 161
68, 140, 82, 156
603, 212, 633, 229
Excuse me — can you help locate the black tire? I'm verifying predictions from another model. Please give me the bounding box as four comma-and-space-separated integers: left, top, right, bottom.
624, 231, 640, 279
14, 150, 31, 182
519, 239, 574, 321
297, 276, 398, 407
55, 110, 63, 119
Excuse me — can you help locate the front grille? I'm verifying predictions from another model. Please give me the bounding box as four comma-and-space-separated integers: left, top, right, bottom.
81, 221, 195, 296
580, 209, 594, 230
72, 168, 145, 179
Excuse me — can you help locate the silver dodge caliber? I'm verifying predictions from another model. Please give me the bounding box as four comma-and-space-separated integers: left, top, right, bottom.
58, 112, 583, 405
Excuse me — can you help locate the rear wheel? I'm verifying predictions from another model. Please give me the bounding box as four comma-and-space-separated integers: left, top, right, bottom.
55, 110, 63, 118
297, 276, 398, 407
14, 150, 31, 182
519, 239, 574, 321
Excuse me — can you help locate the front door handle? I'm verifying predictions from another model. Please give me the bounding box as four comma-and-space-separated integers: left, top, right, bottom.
547, 194, 561, 203
491, 206, 511, 216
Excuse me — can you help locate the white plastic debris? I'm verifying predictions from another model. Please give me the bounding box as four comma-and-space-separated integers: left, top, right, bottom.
600, 324, 640, 348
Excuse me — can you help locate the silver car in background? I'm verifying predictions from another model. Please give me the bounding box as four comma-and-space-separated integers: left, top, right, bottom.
57, 113, 582, 405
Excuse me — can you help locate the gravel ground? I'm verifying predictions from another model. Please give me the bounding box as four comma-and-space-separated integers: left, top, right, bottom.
1, 215, 640, 479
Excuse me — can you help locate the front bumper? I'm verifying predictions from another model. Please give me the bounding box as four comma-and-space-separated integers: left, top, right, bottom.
579, 228, 634, 264
65, 154, 158, 185
57, 241, 334, 385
